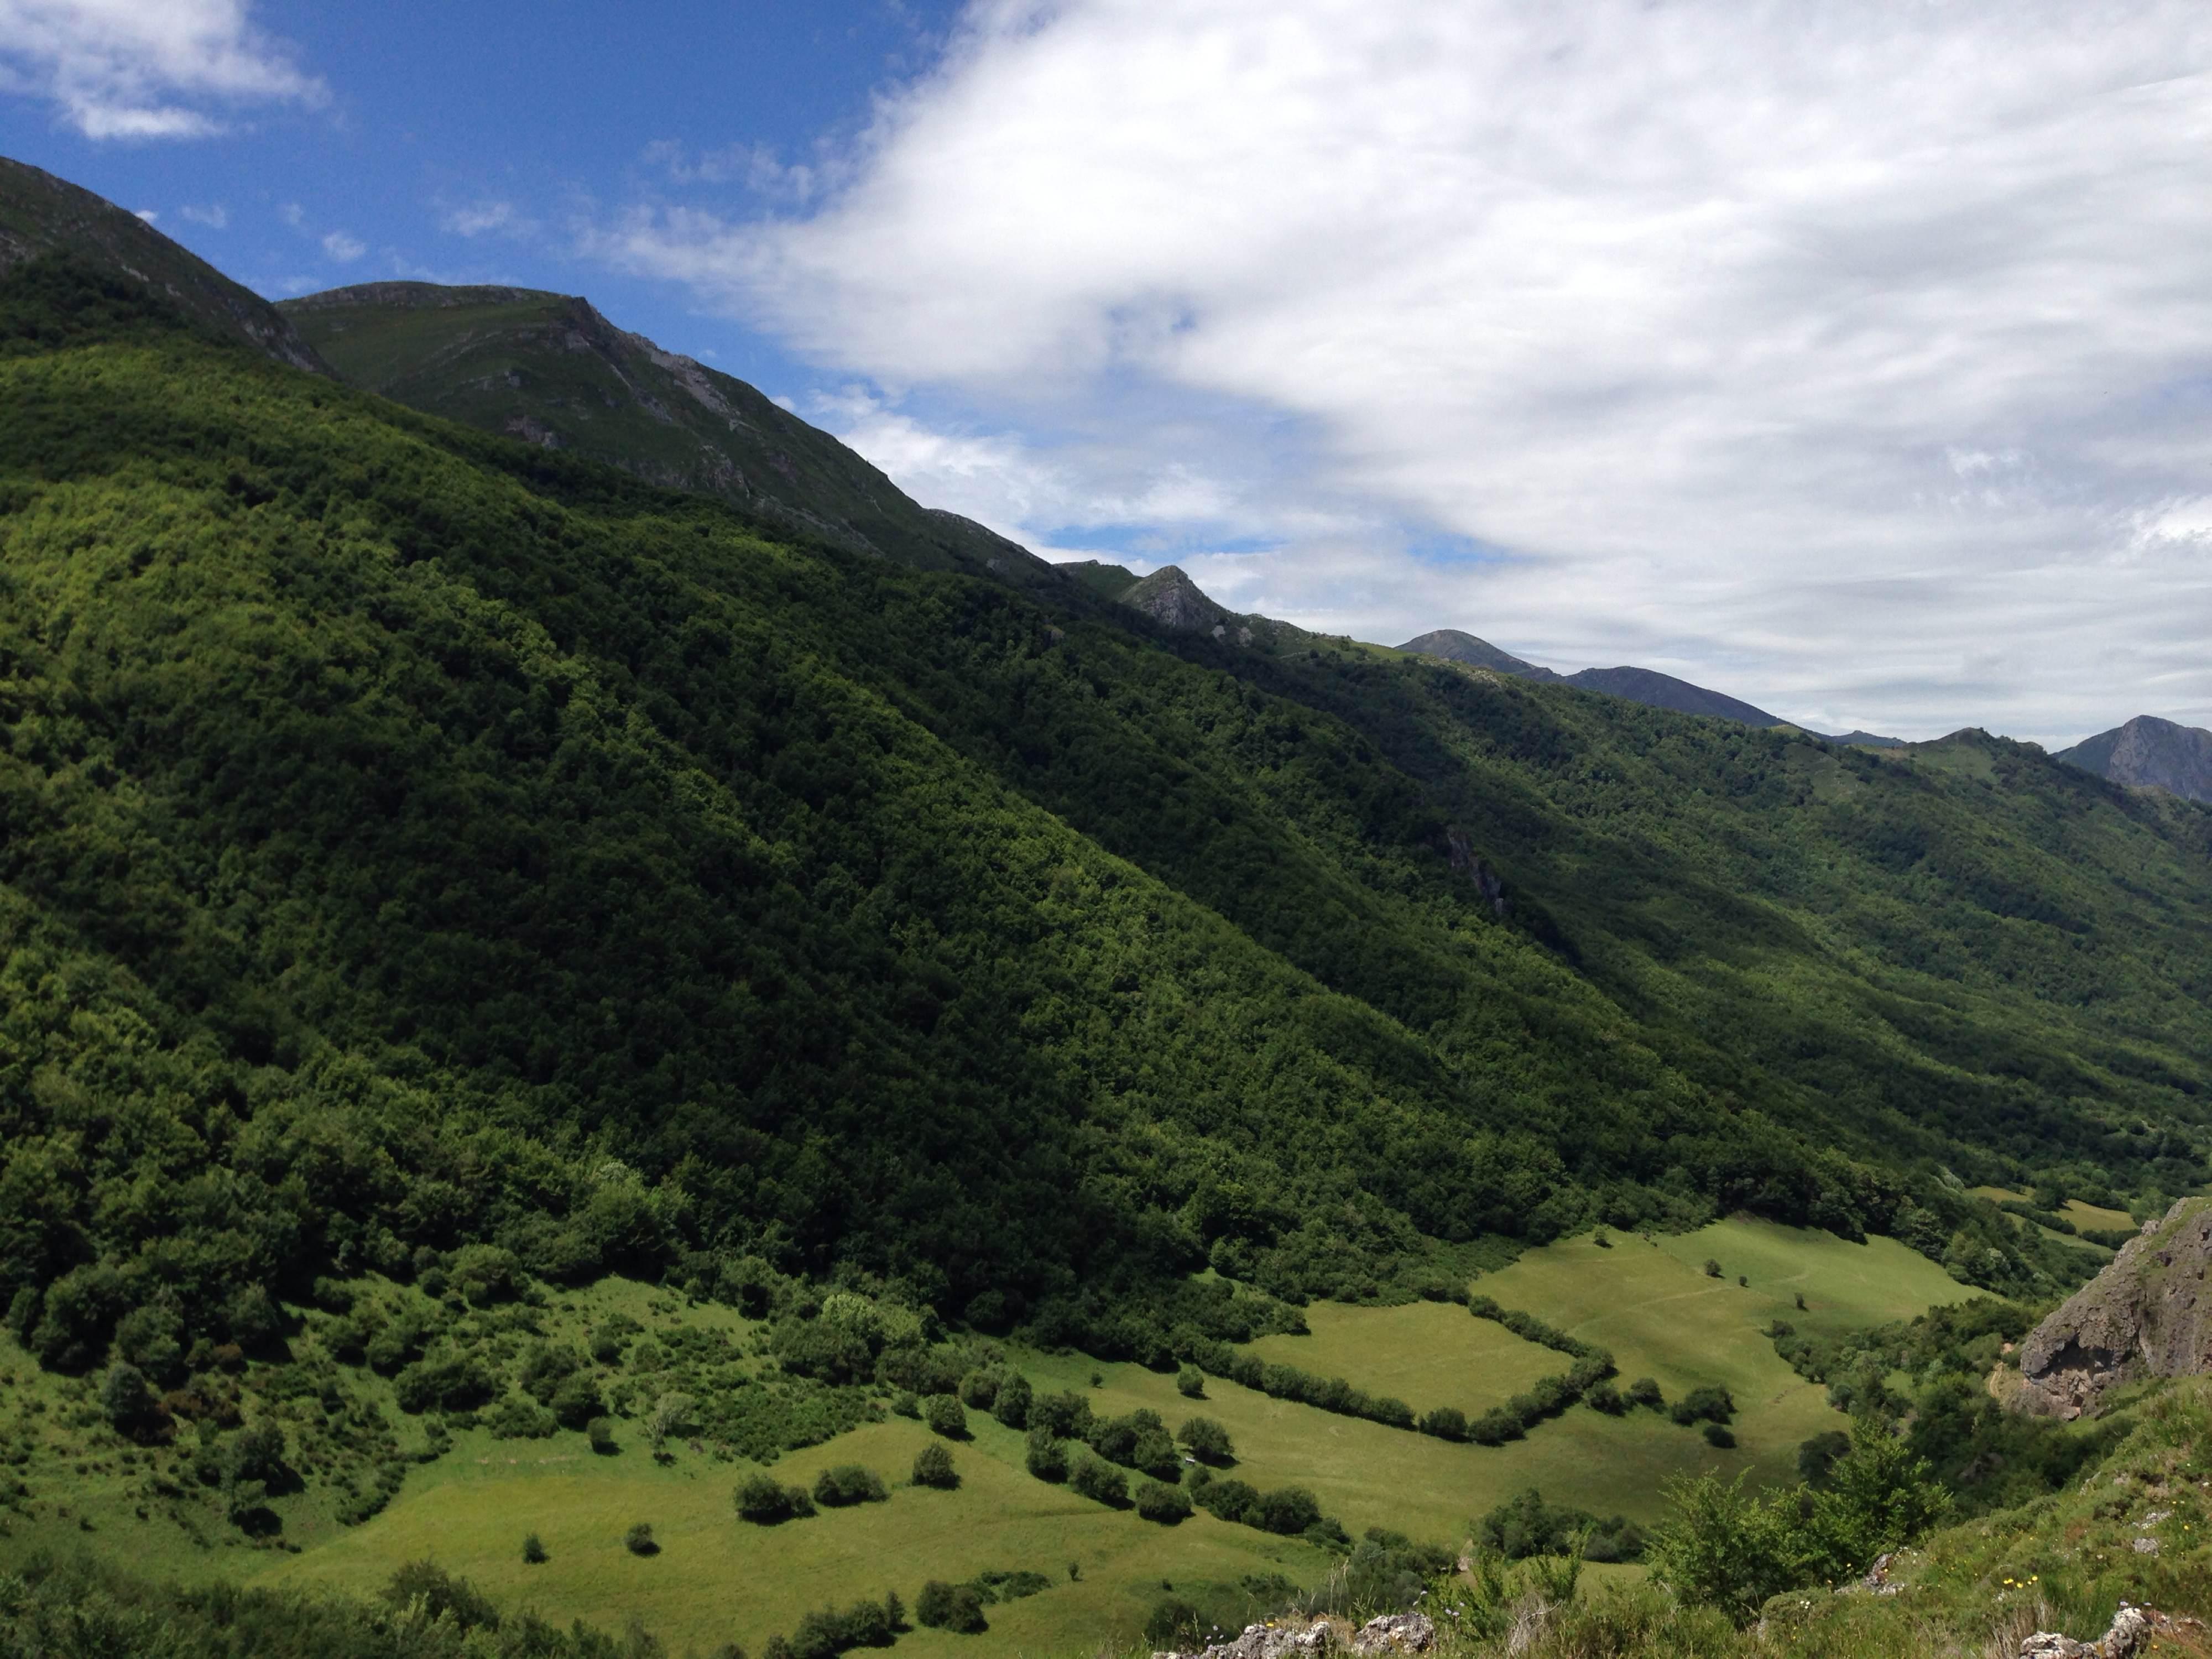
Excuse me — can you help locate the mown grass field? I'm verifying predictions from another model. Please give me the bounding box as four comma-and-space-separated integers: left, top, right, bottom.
215, 1218, 1975, 1653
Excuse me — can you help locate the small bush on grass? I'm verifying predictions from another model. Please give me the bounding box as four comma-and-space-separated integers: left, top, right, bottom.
1135, 1480, 1192, 1524
625, 1522, 657, 1556
912, 1443, 958, 1488
1176, 1365, 1206, 1399
587, 1417, 619, 1455
924, 1395, 968, 1439
522, 1532, 547, 1564
1625, 1377, 1665, 1410
1669, 1386, 1735, 1427
1067, 1451, 1128, 1507
1417, 1406, 1468, 1441
812, 1464, 888, 1506
736, 1472, 817, 1523
1023, 1425, 1067, 1481
915, 1580, 987, 1634
1177, 1416, 1234, 1464
1703, 1423, 1736, 1448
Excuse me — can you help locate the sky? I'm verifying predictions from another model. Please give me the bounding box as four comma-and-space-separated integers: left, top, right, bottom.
3, 1, 2210, 746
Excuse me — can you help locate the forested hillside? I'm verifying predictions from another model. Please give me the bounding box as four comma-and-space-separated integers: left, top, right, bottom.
2, 251, 2210, 1385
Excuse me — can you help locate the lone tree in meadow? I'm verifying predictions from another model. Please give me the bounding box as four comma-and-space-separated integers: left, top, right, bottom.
912, 1442, 958, 1489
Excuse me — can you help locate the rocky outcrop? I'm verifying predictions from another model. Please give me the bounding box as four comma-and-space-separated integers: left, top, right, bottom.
2057, 716, 2212, 804
1121, 566, 1235, 635
2018, 1602, 2151, 1658
2014, 1199, 2211, 1418
1154, 1613, 1432, 1659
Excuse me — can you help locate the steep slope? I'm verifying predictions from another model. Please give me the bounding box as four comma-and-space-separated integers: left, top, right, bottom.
2015, 1197, 2205, 1419
2059, 716, 2212, 803
278, 281, 1060, 589
5, 246, 2212, 1385
0, 155, 328, 374
1396, 629, 1559, 680
1562, 664, 1784, 727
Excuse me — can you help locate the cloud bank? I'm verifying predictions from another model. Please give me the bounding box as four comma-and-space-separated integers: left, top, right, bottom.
621, 3, 2210, 738
0, 0, 324, 139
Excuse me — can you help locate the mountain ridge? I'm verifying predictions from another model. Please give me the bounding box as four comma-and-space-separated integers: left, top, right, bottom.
2058, 714, 2212, 804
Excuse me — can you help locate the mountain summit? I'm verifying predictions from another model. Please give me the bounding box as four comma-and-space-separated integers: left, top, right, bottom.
279, 280, 1060, 589
0, 155, 328, 374
2057, 714, 2212, 802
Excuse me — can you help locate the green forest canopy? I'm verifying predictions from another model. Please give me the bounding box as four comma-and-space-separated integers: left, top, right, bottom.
2, 255, 2208, 1375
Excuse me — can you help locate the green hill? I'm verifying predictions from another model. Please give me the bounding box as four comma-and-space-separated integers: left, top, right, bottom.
278, 281, 1064, 592
4, 238, 2212, 1371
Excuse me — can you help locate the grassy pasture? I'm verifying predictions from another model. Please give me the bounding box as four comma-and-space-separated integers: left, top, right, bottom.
7, 1220, 1975, 1655
1241, 1299, 1564, 1415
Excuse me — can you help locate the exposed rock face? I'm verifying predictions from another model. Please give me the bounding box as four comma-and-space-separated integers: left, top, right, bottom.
2018, 1602, 2151, 1658
2057, 716, 2212, 804
1155, 1618, 1335, 1659
1121, 566, 1235, 634
1350, 1613, 1434, 1655
2015, 1199, 2211, 1418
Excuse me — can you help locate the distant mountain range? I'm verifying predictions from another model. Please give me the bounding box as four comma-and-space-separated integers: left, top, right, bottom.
1393, 628, 1907, 747
12, 149, 2182, 779
2058, 716, 2212, 803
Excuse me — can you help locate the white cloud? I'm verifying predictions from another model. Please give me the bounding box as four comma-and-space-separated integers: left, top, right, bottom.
0, 0, 325, 140
320, 229, 364, 263
131, 206, 155, 222
179, 201, 227, 228
439, 199, 533, 239
594, 0, 2212, 743
276, 200, 302, 228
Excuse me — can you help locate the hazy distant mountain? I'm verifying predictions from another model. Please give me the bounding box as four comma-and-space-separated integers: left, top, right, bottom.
1396, 629, 1560, 680
1561, 665, 1783, 727
2057, 716, 2212, 802
0, 156, 328, 374
1397, 629, 1913, 744
1059, 559, 1142, 598
279, 281, 1062, 591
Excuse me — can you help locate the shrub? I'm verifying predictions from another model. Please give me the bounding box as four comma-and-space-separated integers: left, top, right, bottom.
1467, 1407, 1524, 1445
1177, 1416, 1234, 1464
1023, 1425, 1067, 1482
1417, 1406, 1468, 1441
1584, 1380, 1625, 1415
1796, 1430, 1851, 1488
992, 1373, 1032, 1430
550, 1374, 602, 1431
624, 1522, 657, 1556
1624, 1377, 1665, 1410
957, 1369, 999, 1410
522, 1532, 547, 1564
382, 1561, 500, 1630
1176, 1365, 1206, 1399
915, 1580, 987, 1634
813, 1464, 888, 1506
1703, 1423, 1736, 1448
924, 1394, 968, 1439
1254, 1486, 1321, 1536
1145, 1598, 1203, 1647
891, 1391, 920, 1418
1193, 1476, 1259, 1524
1668, 1386, 1735, 1427
737, 1473, 818, 1523
100, 1362, 161, 1438
1067, 1451, 1128, 1507
1029, 1390, 1094, 1440
1134, 1480, 1192, 1524
1703, 1259, 1723, 1278
587, 1417, 619, 1455
912, 1443, 958, 1489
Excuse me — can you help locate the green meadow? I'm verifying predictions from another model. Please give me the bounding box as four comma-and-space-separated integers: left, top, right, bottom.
185, 1218, 1970, 1653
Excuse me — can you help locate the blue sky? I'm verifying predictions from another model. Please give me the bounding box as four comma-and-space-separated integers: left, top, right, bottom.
0, 1, 959, 390
4, 1, 2211, 744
